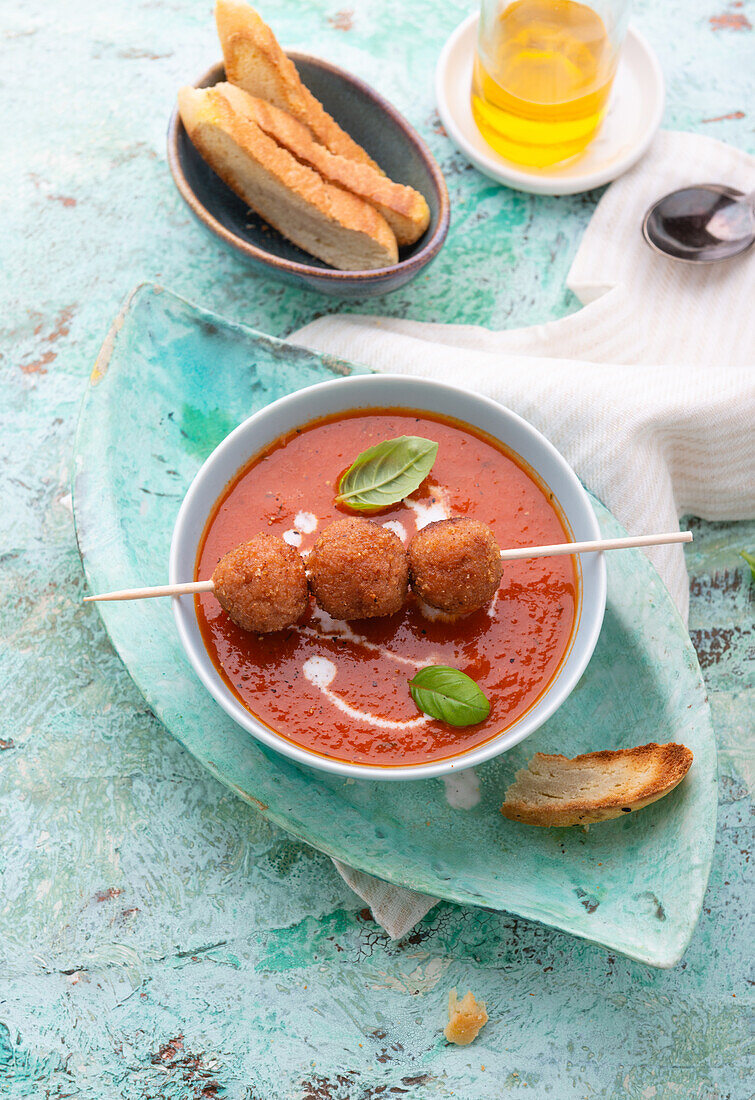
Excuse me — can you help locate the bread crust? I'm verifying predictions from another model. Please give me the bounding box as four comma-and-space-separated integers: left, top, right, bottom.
218, 84, 430, 245
215, 0, 382, 172
178, 85, 398, 270
500, 742, 694, 826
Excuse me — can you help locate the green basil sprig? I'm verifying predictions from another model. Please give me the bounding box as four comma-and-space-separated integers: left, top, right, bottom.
336, 436, 439, 512
409, 665, 491, 727
740, 550, 755, 582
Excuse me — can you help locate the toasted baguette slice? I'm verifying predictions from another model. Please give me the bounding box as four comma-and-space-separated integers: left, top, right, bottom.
178, 86, 398, 271
218, 84, 430, 246
215, 0, 381, 172
501, 743, 693, 827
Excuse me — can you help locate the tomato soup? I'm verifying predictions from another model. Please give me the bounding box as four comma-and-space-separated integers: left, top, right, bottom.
196, 409, 578, 766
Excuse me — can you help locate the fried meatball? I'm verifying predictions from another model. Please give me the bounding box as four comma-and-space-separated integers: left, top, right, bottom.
408, 518, 502, 615
212, 534, 308, 633
307, 517, 409, 620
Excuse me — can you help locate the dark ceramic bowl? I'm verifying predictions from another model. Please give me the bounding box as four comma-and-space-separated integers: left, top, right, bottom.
167, 58, 450, 298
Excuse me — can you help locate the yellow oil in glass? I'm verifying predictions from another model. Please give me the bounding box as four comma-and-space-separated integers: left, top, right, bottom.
472, 0, 616, 167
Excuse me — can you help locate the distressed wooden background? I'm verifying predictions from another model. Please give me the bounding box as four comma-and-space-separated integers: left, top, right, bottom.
1, 0, 753, 1096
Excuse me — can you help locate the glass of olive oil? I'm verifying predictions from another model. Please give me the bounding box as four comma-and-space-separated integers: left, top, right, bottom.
472, 0, 631, 167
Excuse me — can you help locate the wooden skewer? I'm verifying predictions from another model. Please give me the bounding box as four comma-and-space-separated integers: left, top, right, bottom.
498, 530, 692, 561
83, 579, 214, 602
82, 531, 692, 603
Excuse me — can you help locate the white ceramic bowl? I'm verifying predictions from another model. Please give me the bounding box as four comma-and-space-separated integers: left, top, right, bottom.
170, 375, 606, 780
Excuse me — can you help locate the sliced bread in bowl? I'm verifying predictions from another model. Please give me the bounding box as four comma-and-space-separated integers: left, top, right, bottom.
177, 85, 398, 271
215, 0, 382, 172
218, 83, 430, 246
501, 742, 693, 826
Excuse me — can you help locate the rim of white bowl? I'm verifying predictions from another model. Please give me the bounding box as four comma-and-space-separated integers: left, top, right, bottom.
170, 375, 607, 781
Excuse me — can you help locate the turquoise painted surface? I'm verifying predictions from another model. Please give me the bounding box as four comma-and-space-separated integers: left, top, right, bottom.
1, 0, 752, 1095
73, 283, 717, 968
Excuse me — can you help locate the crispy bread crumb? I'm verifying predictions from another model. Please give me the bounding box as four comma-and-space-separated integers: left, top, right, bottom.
444, 989, 488, 1045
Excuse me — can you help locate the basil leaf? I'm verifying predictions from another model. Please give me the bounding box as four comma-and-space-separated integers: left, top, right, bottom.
336, 436, 439, 511
409, 665, 491, 727
741, 550, 755, 582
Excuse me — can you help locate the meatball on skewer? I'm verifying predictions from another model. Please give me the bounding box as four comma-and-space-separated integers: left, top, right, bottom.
212, 534, 309, 633
307, 517, 409, 620
408, 518, 502, 616
211, 518, 502, 631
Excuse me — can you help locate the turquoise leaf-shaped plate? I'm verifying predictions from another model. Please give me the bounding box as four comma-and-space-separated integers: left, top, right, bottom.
73, 284, 716, 967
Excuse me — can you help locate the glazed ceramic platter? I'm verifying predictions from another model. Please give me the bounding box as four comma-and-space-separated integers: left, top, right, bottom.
73, 284, 717, 967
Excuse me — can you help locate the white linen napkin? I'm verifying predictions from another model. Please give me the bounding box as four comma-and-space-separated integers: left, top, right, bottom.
290, 131, 755, 939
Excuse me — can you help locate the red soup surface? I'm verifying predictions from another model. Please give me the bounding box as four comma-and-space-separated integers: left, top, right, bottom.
196, 409, 578, 767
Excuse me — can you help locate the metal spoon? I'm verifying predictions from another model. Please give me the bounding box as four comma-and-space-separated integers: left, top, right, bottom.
642, 184, 755, 263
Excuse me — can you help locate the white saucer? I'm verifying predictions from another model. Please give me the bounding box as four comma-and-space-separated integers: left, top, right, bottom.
435, 13, 664, 195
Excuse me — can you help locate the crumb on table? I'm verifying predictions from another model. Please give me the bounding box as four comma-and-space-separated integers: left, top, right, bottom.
444, 988, 488, 1045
